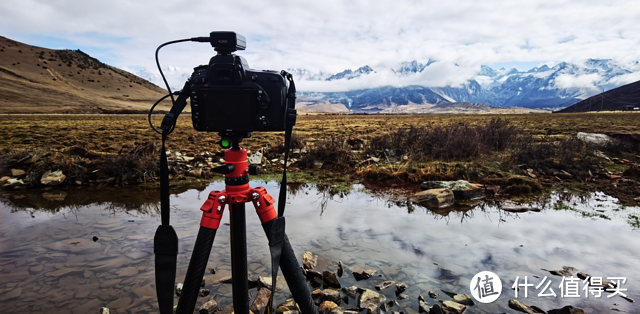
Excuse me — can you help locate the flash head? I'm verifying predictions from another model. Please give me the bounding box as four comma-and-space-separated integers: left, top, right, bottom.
209, 31, 246, 54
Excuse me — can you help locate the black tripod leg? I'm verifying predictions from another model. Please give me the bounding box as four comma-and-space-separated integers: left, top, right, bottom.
262, 219, 319, 314
176, 226, 217, 314
230, 203, 250, 314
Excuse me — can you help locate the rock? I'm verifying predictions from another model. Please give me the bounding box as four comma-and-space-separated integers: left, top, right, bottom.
248, 152, 263, 165
42, 191, 68, 201
375, 280, 394, 290
419, 300, 430, 313
323, 288, 341, 303
428, 291, 437, 299
41, 170, 66, 186
419, 181, 483, 200
342, 286, 358, 298
358, 289, 386, 310
0, 176, 10, 185
413, 188, 454, 209
200, 289, 210, 297
313, 161, 324, 169
531, 305, 548, 313
188, 168, 203, 178
440, 300, 466, 314
306, 269, 323, 281
547, 305, 587, 314
349, 266, 376, 281
10, 169, 26, 177
397, 293, 408, 300
3, 178, 24, 188
428, 304, 444, 314
175, 283, 183, 296
200, 297, 219, 314
508, 299, 536, 314
250, 288, 272, 314
577, 132, 610, 146
219, 276, 233, 283
276, 299, 299, 314
303, 251, 318, 269
100, 307, 110, 314
440, 290, 457, 298
546, 266, 578, 277
323, 270, 341, 288
452, 294, 474, 306
258, 276, 286, 291
23, 154, 40, 164
202, 277, 206, 287
312, 289, 324, 304
395, 282, 407, 294
338, 261, 344, 277
318, 301, 339, 314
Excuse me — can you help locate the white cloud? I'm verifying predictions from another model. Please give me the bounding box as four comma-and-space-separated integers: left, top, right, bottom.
1, 0, 639, 91
554, 73, 602, 89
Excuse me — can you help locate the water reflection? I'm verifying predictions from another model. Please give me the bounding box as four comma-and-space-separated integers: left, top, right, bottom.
0, 182, 639, 314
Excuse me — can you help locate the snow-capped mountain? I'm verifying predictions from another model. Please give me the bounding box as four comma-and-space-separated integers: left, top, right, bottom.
294, 58, 640, 111
132, 58, 639, 112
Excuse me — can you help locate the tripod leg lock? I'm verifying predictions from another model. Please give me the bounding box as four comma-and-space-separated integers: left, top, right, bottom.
251, 187, 277, 223
200, 190, 227, 229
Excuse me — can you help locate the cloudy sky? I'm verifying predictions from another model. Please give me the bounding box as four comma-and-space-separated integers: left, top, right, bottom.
1, 0, 639, 91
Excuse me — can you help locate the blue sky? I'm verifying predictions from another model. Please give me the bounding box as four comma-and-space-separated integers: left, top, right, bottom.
1, 0, 638, 91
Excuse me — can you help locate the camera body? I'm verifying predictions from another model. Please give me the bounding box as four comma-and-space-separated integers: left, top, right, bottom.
189, 32, 290, 133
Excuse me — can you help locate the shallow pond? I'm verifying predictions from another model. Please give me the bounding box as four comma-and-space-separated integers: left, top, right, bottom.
1, 182, 639, 314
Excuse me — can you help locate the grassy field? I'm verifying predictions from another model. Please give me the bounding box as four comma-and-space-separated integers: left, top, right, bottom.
0, 112, 639, 204
1, 112, 639, 155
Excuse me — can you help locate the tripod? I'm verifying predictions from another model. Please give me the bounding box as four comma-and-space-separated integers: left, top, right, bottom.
174, 133, 318, 314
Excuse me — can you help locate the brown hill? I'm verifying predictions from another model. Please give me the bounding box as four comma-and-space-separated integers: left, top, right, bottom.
557, 79, 640, 113
0, 36, 172, 113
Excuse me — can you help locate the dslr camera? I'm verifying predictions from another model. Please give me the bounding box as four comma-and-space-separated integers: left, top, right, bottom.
188, 31, 292, 133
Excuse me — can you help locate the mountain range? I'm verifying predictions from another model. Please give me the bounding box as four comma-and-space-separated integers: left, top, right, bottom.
286, 59, 640, 112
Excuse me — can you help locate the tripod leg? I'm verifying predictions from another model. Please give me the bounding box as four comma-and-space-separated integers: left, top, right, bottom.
176, 226, 218, 314
262, 219, 319, 314
230, 203, 250, 314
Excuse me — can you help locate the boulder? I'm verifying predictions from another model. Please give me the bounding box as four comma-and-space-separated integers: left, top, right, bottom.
440, 301, 465, 314
10, 169, 26, 177
428, 304, 444, 314
276, 299, 299, 314
100, 308, 110, 314
547, 305, 587, 314
3, 178, 25, 188
248, 152, 263, 165
357, 289, 386, 310
41, 170, 66, 186
323, 270, 341, 288
250, 288, 271, 314
577, 132, 610, 146
341, 286, 358, 298
508, 299, 537, 314
303, 251, 318, 270
419, 180, 483, 200
318, 301, 339, 314
0, 176, 10, 185
395, 282, 407, 294
200, 297, 219, 314
188, 168, 203, 178
349, 266, 376, 281
375, 280, 394, 290
337, 261, 344, 277
451, 294, 474, 306
258, 276, 287, 291
419, 300, 430, 313
413, 188, 454, 209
